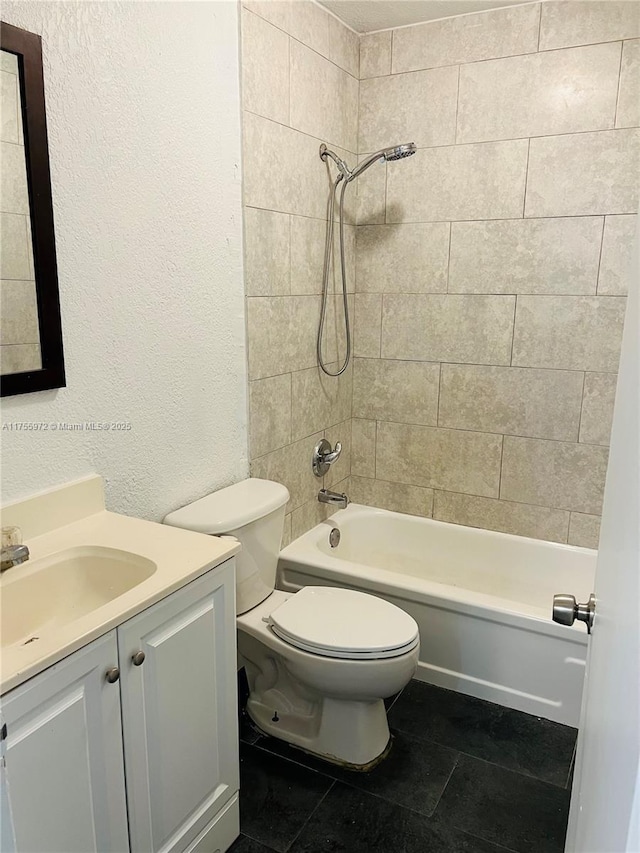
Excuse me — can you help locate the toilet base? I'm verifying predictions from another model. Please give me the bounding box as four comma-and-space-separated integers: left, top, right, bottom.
246, 693, 392, 769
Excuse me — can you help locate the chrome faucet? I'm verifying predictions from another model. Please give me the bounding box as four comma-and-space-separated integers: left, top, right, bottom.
318, 489, 349, 510
312, 438, 342, 477
1, 527, 29, 573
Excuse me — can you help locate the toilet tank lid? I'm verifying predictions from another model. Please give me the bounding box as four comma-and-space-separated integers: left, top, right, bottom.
163, 478, 290, 534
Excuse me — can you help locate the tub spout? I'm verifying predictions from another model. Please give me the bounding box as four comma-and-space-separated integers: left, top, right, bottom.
318, 489, 349, 510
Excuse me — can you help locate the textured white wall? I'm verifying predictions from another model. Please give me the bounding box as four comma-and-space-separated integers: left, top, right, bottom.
0, 1, 249, 520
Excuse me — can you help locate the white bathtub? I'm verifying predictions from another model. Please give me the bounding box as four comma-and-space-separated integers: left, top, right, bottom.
278, 504, 596, 727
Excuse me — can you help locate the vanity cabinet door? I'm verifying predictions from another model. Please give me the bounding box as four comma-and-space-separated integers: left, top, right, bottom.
1, 631, 130, 853
118, 560, 239, 853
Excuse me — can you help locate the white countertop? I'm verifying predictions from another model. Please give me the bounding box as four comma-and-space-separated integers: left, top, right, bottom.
0, 509, 239, 695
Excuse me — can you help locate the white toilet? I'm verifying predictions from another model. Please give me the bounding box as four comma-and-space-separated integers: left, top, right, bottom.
164, 478, 419, 768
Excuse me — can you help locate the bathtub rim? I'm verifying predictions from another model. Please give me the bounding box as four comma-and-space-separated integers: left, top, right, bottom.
279, 503, 592, 648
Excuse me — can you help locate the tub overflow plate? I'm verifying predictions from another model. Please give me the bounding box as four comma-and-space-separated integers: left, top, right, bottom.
329, 528, 341, 548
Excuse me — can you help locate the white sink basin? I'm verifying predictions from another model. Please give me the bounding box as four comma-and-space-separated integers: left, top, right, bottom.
1, 546, 157, 648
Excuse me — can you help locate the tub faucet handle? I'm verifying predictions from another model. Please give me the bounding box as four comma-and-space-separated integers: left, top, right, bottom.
312, 438, 342, 477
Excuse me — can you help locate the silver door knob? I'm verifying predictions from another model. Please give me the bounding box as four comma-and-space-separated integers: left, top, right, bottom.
105, 666, 120, 683
552, 593, 596, 634
131, 650, 146, 666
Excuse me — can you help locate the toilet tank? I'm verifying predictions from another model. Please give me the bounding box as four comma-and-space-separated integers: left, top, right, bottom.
163, 478, 290, 614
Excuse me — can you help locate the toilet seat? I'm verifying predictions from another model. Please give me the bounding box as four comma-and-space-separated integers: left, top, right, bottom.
267, 586, 419, 660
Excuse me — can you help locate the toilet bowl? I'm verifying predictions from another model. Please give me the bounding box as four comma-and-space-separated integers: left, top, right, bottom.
164, 478, 419, 768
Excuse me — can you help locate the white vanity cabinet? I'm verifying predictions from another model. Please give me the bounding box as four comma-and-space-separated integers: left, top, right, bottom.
1, 559, 239, 853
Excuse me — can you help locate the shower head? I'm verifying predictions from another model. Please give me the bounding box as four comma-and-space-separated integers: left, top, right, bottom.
348, 142, 416, 181
383, 143, 417, 161
319, 142, 416, 183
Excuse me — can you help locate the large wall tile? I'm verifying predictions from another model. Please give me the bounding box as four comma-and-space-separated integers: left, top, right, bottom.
290, 40, 358, 152
356, 222, 449, 294
359, 66, 458, 151
439, 365, 583, 441
243, 0, 291, 34
352, 358, 440, 425
617, 39, 640, 128
449, 217, 602, 295
288, 0, 330, 57
241, 9, 290, 125
328, 15, 359, 78
351, 418, 376, 478
512, 296, 626, 372
355, 153, 386, 224
290, 493, 332, 539
247, 297, 292, 379
243, 112, 328, 218
433, 491, 570, 543
353, 292, 381, 357
351, 475, 434, 517
247, 295, 320, 379
290, 215, 326, 295
376, 421, 502, 496
525, 129, 640, 217
457, 43, 620, 144
568, 512, 601, 549
360, 31, 391, 79
386, 140, 528, 222
249, 373, 292, 458
325, 420, 352, 488
291, 361, 352, 440
381, 294, 515, 365
318, 292, 353, 366
244, 208, 290, 296
501, 436, 609, 515
250, 430, 323, 512
598, 214, 637, 295
290, 217, 354, 298
539, 1, 640, 51
392, 4, 541, 73
579, 372, 618, 446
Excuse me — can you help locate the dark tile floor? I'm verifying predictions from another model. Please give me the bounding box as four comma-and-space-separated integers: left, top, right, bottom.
230, 675, 576, 853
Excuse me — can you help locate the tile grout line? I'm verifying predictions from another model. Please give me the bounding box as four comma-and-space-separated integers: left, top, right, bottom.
445, 221, 452, 293
521, 138, 531, 218
244, 199, 637, 226
613, 40, 625, 129
242, 5, 360, 83
429, 752, 462, 821
284, 779, 337, 852
509, 294, 518, 366
576, 370, 588, 445
453, 63, 462, 144
536, 1, 542, 52
595, 215, 606, 293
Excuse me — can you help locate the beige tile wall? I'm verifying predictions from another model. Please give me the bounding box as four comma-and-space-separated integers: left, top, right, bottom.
242, 0, 639, 550
352, 0, 639, 549
241, 1, 357, 543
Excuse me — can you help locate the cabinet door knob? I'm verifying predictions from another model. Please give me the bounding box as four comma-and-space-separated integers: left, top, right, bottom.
132, 650, 146, 666
105, 666, 120, 683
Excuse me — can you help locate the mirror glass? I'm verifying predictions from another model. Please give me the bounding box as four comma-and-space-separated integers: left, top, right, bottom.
0, 23, 65, 397
1, 48, 41, 375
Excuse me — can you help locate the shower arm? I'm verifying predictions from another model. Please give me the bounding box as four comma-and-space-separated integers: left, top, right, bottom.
319, 144, 352, 181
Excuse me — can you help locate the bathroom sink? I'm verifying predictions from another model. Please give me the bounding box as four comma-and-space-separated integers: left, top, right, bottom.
1, 546, 157, 648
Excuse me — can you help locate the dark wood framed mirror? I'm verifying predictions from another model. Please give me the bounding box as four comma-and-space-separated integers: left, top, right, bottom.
1, 21, 65, 397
